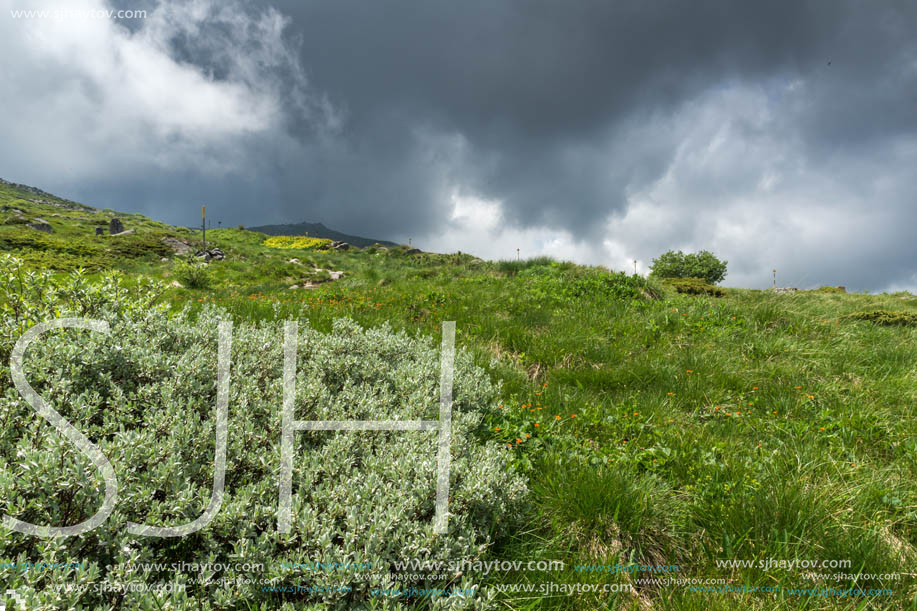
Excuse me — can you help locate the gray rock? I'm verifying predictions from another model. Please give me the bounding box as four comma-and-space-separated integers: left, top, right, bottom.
110, 229, 136, 237
404, 248, 421, 255
28, 219, 53, 233
194, 248, 225, 262
773, 287, 798, 295
109, 218, 124, 234
161, 237, 192, 255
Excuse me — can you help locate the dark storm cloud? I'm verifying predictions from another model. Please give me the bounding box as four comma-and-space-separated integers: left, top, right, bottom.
266, 0, 916, 236
2, 0, 917, 290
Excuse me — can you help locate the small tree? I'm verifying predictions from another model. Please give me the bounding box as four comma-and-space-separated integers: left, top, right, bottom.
650, 249, 727, 284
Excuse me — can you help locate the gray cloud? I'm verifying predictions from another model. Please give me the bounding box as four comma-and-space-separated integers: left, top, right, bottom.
1, 0, 916, 290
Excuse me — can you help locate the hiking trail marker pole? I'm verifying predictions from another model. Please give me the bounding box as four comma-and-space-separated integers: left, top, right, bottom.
202, 206, 206, 250
634, 259, 637, 275
773, 269, 777, 289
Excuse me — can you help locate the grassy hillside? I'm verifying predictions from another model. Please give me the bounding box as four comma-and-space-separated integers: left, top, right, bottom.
1, 181, 916, 609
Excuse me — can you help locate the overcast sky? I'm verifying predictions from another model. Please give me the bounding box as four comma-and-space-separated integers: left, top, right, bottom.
2, 1, 916, 291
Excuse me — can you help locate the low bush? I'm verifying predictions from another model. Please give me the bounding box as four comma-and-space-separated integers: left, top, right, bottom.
0, 230, 101, 257
0, 255, 526, 608
843, 310, 917, 326
106, 234, 173, 259
19, 251, 108, 271
813, 286, 847, 294
663, 277, 726, 297
173, 257, 213, 289
1, 215, 30, 225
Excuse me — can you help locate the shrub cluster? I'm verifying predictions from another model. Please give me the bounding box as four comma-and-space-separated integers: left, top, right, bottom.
662, 277, 726, 297
843, 310, 917, 327
0, 226, 175, 271
649, 250, 728, 284
0, 255, 525, 608
263, 236, 333, 250
106, 234, 174, 259
813, 286, 847, 294
172, 257, 213, 289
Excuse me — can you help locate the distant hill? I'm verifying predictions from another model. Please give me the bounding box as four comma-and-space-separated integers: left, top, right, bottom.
247, 221, 398, 248
0, 177, 93, 211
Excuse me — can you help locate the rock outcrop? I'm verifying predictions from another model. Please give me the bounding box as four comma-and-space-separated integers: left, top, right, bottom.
28, 218, 53, 233
161, 237, 192, 255
194, 248, 225, 261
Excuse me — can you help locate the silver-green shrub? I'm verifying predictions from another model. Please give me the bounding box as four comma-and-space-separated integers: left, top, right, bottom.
0, 256, 526, 609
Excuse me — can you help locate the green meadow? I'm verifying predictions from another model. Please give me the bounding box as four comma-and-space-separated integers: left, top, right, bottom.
1, 180, 915, 609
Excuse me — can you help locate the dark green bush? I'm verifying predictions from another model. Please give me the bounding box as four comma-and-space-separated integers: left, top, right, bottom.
106, 234, 173, 259
0, 230, 101, 257
650, 250, 728, 284
843, 310, 917, 326
813, 286, 847, 294
663, 277, 726, 297
2, 215, 30, 225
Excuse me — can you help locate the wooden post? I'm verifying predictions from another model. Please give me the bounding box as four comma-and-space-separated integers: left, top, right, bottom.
202, 205, 206, 250
634, 259, 637, 275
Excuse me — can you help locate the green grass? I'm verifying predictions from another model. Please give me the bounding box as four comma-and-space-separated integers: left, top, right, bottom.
2, 182, 916, 609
